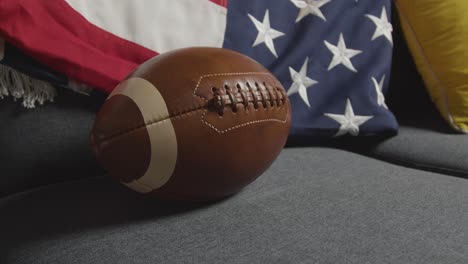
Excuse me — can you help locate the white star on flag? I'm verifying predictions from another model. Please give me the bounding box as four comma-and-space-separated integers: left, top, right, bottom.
248, 10, 285, 57
287, 57, 317, 107
290, 0, 331, 22
324, 33, 362, 72
324, 98, 373, 136
372, 75, 388, 109
366, 6, 393, 45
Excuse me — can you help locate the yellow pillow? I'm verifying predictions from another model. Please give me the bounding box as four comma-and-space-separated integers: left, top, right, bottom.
396, 0, 468, 133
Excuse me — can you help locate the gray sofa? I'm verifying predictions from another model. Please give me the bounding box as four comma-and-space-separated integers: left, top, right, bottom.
1, 15, 467, 264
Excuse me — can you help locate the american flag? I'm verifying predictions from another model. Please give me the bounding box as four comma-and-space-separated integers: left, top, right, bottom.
0, 0, 397, 137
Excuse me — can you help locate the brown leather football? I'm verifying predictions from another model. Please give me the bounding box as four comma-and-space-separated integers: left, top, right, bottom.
90, 47, 291, 201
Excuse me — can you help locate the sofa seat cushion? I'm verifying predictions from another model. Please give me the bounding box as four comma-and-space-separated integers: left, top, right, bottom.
0, 89, 106, 197
2, 148, 467, 264
345, 117, 468, 178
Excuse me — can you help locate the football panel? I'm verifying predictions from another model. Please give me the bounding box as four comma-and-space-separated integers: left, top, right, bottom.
92, 77, 179, 192
150, 102, 291, 200
130, 47, 272, 116
90, 94, 151, 183
122, 117, 178, 193
110, 77, 173, 125
110, 77, 178, 192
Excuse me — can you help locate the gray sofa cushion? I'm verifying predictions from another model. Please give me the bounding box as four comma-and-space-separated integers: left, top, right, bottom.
346, 119, 468, 178
0, 89, 106, 197
2, 148, 467, 264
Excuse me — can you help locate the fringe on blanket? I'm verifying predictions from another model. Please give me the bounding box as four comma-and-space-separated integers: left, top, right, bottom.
68, 80, 93, 96
0, 64, 56, 108
0, 64, 92, 108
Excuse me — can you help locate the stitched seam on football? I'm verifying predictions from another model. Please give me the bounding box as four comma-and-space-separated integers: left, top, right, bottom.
96, 107, 205, 144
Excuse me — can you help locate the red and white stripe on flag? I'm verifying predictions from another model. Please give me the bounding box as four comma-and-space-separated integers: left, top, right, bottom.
0, 0, 228, 93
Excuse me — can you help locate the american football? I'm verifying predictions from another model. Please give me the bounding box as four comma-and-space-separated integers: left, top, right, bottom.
90, 47, 291, 201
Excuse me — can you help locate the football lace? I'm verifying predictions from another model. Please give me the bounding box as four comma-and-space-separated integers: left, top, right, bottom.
209, 82, 287, 116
